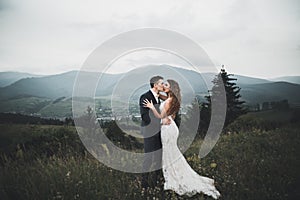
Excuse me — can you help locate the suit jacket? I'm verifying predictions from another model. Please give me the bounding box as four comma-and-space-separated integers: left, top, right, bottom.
139, 90, 161, 138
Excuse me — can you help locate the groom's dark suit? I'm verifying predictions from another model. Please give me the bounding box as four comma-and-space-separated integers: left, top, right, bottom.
139, 89, 162, 188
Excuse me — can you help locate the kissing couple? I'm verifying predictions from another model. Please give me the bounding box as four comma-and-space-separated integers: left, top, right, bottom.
139, 75, 221, 199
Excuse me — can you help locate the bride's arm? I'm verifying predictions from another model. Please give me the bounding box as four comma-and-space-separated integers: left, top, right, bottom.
158, 93, 168, 101
143, 99, 170, 119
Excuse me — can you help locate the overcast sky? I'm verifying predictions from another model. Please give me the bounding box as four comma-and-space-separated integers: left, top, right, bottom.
0, 0, 299, 78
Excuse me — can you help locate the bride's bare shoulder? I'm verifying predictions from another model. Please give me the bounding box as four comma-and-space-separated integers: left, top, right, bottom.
164, 98, 172, 107
165, 97, 172, 103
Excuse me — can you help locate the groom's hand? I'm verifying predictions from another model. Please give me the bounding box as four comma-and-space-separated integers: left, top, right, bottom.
162, 118, 171, 125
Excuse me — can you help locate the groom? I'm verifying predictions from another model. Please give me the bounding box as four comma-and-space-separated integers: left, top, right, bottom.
139, 75, 169, 189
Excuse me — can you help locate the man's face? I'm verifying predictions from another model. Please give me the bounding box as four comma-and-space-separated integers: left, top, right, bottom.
154, 79, 164, 92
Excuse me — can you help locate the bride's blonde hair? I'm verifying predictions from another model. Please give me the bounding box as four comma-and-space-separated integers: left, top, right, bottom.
166, 79, 181, 117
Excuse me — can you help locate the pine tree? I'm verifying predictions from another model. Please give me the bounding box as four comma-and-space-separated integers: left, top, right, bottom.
200, 66, 247, 134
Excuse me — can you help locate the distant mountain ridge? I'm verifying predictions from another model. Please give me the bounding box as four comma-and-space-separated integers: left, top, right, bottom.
0, 71, 44, 87
0, 66, 275, 101
270, 76, 300, 85
0, 66, 299, 117
0, 70, 122, 100
240, 81, 300, 105
234, 75, 271, 85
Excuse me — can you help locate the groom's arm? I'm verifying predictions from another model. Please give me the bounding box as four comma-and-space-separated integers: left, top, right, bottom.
139, 94, 151, 125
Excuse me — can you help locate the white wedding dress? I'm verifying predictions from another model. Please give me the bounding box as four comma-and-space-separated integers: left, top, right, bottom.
160, 101, 221, 199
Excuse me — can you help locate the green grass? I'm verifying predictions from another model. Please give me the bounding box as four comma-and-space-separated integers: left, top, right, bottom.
38, 100, 73, 118
0, 123, 299, 199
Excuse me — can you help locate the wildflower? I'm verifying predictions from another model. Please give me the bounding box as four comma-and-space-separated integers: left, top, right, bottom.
210, 163, 217, 168
16, 144, 23, 159
66, 171, 71, 177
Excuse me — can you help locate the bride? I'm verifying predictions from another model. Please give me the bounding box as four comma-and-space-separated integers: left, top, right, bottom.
143, 79, 221, 199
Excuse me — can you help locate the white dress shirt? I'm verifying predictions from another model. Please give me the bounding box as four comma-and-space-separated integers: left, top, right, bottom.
150, 88, 159, 103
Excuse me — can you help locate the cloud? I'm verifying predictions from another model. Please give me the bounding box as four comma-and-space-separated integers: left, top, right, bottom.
0, 0, 299, 78
0, 0, 12, 11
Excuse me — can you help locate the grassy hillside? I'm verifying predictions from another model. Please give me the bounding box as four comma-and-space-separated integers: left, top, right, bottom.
0, 121, 299, 199
0, 96, 51, 114
38, 98, 73, 118
241, 109, 294, 122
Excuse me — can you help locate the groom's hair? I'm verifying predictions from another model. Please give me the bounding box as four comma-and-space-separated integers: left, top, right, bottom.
150, 75, 163, 88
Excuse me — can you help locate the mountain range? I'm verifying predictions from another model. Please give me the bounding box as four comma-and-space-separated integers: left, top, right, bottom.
0, 65, 299, 118
0, 71, 44, 87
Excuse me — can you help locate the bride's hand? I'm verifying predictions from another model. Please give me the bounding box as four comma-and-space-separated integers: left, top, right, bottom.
162, 117, 171, 125
143, 99, 154, 109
